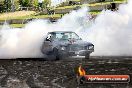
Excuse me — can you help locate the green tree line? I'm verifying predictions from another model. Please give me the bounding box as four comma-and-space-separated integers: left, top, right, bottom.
0, 0, 51, 12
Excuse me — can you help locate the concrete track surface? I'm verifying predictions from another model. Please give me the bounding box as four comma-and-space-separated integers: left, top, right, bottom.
0, 56, 132, 88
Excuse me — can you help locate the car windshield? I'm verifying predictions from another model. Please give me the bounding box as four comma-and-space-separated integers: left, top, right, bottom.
50, 32, 81, 40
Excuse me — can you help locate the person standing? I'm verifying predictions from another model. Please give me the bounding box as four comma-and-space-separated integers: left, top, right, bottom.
38, 0, 43, 8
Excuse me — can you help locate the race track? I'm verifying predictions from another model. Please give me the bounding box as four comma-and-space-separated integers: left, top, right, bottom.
0, 56, 132, 88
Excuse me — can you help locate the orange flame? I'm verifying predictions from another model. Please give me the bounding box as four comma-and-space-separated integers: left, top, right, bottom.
78, 65, 86, 76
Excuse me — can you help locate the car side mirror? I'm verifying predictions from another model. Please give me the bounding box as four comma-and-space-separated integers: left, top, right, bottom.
46, 37, 51, 42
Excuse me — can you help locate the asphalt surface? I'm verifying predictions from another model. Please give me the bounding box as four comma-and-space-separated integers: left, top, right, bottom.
0, 56, 132, 88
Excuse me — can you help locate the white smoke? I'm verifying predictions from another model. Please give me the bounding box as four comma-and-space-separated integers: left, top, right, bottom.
0, 8, 89, 58
82, 0, 132, 56
0, 20, 50, 58
0, 0, 132, 58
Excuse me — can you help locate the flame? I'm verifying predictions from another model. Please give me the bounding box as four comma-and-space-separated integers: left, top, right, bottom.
78, 65, 86, 76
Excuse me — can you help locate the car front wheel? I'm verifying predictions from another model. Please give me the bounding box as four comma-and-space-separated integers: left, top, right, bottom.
85, 53, 90, 59
52, 48, 61, 60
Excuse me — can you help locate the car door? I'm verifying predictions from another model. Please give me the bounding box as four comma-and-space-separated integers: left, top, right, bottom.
41, 33, 53, 54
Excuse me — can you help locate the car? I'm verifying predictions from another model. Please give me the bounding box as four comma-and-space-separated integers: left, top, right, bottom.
41, 31, 94, 60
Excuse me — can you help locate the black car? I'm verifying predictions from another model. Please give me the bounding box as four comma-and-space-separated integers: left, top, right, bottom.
41, 31, 94, 60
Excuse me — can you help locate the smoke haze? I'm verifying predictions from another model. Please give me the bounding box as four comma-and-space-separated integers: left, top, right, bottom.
0, 0, 132, 58
84, 0, 132, 56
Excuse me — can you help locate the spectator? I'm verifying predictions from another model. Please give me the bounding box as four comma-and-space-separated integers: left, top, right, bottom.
38, 0, 43, 11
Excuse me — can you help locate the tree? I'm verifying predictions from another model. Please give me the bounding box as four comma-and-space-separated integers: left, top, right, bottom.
33, 0, 38, 8
43, 0, 51, 8
19, 0, 31, 7
4, 0, 12, 11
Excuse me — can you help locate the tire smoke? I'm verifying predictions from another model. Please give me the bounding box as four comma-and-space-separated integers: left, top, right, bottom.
82, 0, 132, 56
0, 1, 132, 58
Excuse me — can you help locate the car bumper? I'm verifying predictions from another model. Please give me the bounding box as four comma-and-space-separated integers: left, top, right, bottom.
59, 50, 94, 58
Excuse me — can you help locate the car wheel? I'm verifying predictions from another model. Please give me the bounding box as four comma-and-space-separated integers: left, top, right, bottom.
53, 48, 60, 60
85, 53, 90, 59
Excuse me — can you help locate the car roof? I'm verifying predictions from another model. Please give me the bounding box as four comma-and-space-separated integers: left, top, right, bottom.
48, 31, 74, 34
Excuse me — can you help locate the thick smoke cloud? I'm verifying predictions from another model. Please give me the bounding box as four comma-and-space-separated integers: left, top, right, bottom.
0, 8, 88, 58
83, 0, 132, 56
0, 20, 49, 58
0, 0, 132, 58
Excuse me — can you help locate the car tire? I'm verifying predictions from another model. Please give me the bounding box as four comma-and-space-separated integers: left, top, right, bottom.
85, 53, 90, 59
53, 48, 60, 60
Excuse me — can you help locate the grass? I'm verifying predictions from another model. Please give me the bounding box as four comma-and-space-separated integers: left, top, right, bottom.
0, 24, 25, 28
89, 10, 101, 15
0, 10, 63, 21
32, 14, 62, 19
10, 24, 25, 28
0, 0, 127, 27
0, 11, 102, 21
0, 11, 36, 20
55, 0, 127, 10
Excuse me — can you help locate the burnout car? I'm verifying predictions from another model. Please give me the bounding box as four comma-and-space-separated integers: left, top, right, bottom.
41, 31, 94, 60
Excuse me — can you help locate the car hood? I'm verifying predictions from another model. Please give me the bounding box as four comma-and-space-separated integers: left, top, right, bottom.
53, 39, 93, 46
